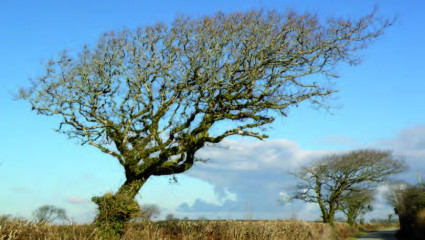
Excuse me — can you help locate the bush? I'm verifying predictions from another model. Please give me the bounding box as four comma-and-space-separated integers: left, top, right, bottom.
0, 214, 11, 224
92, 192, 141, 238
390, 184, 425, 240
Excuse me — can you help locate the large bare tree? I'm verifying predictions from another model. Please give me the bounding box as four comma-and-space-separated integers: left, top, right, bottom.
19, 9, 389, 234
292, 149, 406, 225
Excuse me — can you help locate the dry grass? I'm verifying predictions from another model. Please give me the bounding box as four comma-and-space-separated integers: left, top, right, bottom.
0, 218, 396, 240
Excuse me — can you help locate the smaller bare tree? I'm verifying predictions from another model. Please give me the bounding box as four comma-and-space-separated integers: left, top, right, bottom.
139, 204, 161, 221
33, 205, 68, 223
165, 213, 177, 221
339, 188, 374, 225
292, 149, 406, 225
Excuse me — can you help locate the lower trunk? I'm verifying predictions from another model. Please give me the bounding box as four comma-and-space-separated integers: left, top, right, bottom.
322, 206, 336, 225
347, 216, 355, 225
347, 212, 357, 226
92, 177, 147, 237
323, 214, 335, 225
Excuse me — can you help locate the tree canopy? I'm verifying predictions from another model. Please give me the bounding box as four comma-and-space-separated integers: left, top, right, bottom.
19, 9, 388, 180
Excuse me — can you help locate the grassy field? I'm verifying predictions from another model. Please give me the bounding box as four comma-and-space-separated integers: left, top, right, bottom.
0, 218, 396, 240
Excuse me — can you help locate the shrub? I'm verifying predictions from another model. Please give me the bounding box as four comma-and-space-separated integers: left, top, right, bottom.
92, 192, 141, 238
390, 184, 425, 239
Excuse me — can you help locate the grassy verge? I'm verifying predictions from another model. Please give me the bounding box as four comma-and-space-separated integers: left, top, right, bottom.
0, 218, 397, 240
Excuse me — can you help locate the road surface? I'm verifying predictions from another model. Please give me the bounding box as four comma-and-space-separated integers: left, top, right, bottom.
356, 229, 398, 240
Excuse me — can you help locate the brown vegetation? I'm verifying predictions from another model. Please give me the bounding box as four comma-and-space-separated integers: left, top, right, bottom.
0, 218, 395, 240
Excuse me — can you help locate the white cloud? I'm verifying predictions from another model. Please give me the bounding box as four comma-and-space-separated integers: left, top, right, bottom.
178, 139, 334, 219
195, 139, 330, 172
378, 126, 425, 151
374, 125, 425, 184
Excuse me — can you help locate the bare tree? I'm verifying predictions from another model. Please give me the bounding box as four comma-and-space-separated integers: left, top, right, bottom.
19, 9, 389, 235
166, 213, 177, 221
33, 205, 68, 223
339, 188, 374, 225
139, 204, 161, 221
386, 182, 408, 212
292, 149, 406, 225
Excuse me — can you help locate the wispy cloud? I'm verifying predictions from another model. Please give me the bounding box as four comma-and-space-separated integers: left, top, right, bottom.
10, 187, 30, 193
65, 197, 89, 204
379, 125, 425, 150
177, 199, 240, 213
376, 125, 425, 166
316, 135, 360, 147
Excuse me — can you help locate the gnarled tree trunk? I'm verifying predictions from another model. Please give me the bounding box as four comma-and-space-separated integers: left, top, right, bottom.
92, 176, 148, 237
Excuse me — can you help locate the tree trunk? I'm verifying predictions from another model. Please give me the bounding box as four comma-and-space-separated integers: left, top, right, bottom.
318, 199, 330, 223
328, 207, 336, 225
92, 176, 148, 237
322, 213, 335, 225
322, 205, 336, 225
347, 215, 355, 225
346, 210, 357, 225
321, 212, 329, 223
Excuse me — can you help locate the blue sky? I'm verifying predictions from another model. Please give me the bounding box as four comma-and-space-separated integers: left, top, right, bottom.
1, 0, 425, 222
